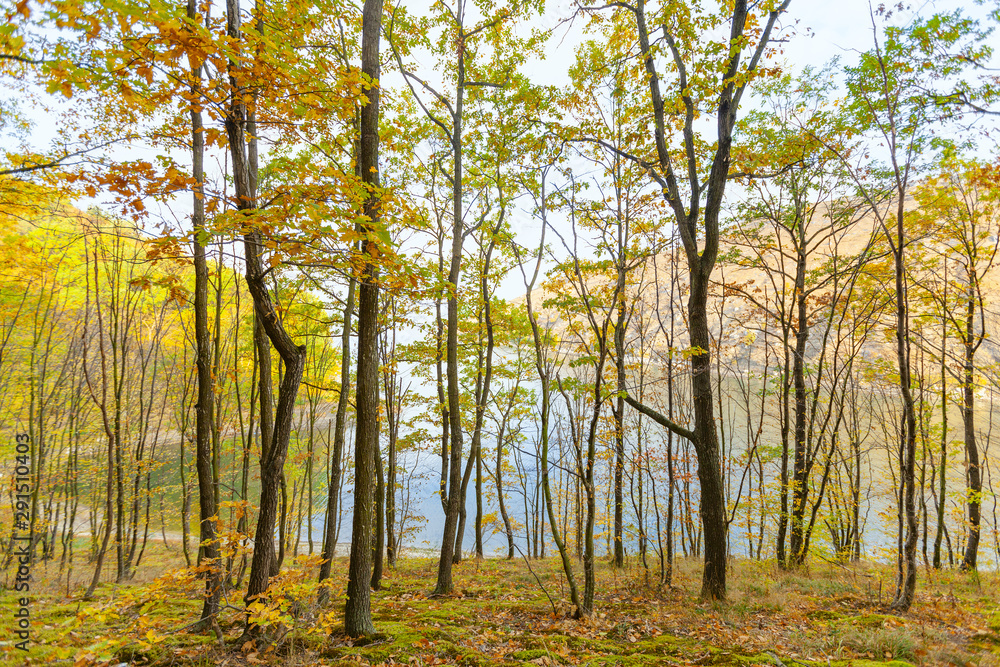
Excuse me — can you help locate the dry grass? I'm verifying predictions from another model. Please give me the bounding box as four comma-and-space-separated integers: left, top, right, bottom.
1, 543, 998, 666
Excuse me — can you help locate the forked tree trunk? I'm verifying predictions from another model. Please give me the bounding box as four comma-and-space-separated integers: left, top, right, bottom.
933, 284, 947, 569
225, 0, 307, 636
435, 73, 467, 594
621, 0, 789, 600
82, 250, 115, 601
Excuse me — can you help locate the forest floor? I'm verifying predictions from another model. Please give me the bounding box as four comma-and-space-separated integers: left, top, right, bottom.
2, 543, 999, 667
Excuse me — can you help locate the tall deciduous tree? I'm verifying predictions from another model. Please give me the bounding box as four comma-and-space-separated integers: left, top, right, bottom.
513, 155, 585, 617
185, 0, 221, 630
911, 159, 1000, 571
318, 276, 354, 606
389, 0, 541, 593
566, 34, 662, 570
582, 0, 791, 600
726, 71, 871, 568
837, 8, 994, 608
839, 13, 932, 613
344, 0, 384, 637
224, 0, 307, 635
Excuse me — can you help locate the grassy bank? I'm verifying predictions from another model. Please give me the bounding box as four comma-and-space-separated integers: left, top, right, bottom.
1, 542, 998, 666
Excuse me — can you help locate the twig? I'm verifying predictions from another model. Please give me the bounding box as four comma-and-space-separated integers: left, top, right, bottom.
512, 542, 558, 616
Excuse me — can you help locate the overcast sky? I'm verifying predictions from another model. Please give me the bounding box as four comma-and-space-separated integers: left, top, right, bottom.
8, 0, 995, 272
537, 1, 993, 85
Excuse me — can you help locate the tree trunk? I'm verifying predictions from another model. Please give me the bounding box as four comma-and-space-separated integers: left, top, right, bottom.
318, 277, 355, 604
371, 447, 385, 590
613, 300, 626, 569
225, 0, 307, 635
962, 284, 981, 571
343, 0, 382, 635
623, 0, 788, 600
890, 195, 918, 612
688, 270, 728, 600
435, 25, 467, 592
789, 242, 809, 567
933, 280, 947, 569
188, 0, 221, 623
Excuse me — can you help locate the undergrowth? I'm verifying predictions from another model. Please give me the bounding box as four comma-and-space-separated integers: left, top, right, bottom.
0, 545, 996, 666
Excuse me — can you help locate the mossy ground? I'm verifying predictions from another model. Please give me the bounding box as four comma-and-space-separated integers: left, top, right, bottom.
1, 542, 998, 666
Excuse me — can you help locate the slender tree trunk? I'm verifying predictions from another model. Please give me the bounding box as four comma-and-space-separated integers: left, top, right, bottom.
612, 246, 627, 570
890, 197, 918, 612
495, 390, 516, 560
436, 284, 449, 517
776, 325, 792, 568
789, 243, 809, 567
225, 0, 307, 634
343, 0, 382, 634
85, 431, 114, 601
371, 448, 385, 590
961, 283, 981, 571
82, 250, 115, 601
934, 289, 947, 569
613, 298, 626, 569
179, 391, 193, 568
688, 270, 728, 600
318, 278, 355, 604
453, 437, 475, 564
188, 0, 221, 624
435, 25, 467, 592
540, 378, 583, 615
386, 399, 397, 567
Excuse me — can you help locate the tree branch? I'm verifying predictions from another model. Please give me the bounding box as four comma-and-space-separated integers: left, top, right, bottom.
1, 139, 121, 176
624, 394, 694, 442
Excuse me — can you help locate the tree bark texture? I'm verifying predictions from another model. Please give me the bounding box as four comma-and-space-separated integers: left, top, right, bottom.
344, 0, 383, 635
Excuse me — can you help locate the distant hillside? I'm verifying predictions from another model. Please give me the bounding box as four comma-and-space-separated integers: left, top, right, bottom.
515, 192, 1000, 375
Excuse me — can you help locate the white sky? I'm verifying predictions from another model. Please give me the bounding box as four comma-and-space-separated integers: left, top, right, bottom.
534, 0, 993, 89
483, 0, 999, 299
